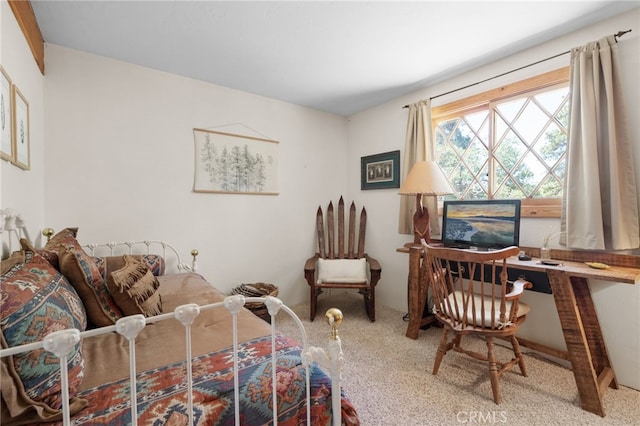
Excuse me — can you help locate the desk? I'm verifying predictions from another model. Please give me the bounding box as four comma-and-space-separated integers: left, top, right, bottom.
397, 243, 640, 417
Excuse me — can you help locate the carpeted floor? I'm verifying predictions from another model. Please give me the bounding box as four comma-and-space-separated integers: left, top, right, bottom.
275, 290, 640, 426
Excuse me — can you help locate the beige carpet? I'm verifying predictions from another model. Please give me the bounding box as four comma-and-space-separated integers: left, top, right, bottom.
275, 290, 640, 426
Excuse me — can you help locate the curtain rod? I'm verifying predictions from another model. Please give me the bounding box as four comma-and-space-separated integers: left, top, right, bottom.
403, 29, 632, 108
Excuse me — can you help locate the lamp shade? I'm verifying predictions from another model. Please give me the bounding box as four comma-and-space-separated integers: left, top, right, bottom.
398, 161, 453, 195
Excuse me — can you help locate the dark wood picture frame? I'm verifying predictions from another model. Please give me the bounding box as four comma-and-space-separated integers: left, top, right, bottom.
361, 150, 400, 190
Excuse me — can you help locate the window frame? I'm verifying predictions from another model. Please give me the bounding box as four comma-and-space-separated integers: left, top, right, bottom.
431, 67, 570, 218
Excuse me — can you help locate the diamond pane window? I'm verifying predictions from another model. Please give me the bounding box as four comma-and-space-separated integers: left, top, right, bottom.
432, 69, 569, 212
511, 101, 549, 144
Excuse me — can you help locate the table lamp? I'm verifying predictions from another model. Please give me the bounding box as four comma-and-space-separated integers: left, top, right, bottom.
399, 161, 453, 244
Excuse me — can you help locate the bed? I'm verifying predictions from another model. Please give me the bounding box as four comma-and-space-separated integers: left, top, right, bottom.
0, 220, 358, 425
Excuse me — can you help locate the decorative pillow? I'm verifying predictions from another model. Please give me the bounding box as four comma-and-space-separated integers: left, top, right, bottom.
140, 254, 166, 277
0, 251, 88, 423
316, 258, 368, 284
19, 238, 59, 270
93, 256, 107, 280
40, 228, 89, 270
0, 250, 25, 275
94, 254, 166, 281
44, 227, 81, 252
58, 245, 123, 327
45, 227, 123, 327
106, 255, 162, 317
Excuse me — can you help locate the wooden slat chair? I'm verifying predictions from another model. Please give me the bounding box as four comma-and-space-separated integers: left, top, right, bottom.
304, 197, 381, 322
421, 241, 532, 404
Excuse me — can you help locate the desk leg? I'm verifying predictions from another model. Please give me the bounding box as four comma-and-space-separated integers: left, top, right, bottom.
547, 270, 618, 417
406, 247, 426, 339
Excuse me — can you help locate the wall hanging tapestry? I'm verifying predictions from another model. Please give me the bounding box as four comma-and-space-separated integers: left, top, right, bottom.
193, 128, 279, 195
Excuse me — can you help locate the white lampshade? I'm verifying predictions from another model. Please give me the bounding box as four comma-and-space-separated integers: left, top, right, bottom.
398, 161, 453, 195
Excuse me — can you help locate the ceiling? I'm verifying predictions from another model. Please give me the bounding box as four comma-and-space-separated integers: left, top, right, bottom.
30, 1, 638, 116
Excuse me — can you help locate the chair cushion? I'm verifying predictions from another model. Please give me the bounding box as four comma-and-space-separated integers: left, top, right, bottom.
106, 255, 163, 317
439, 290, 530, 329
316, 258, 368, 284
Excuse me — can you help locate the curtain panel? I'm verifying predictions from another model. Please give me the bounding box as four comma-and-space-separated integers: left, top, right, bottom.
399, 100, 440, 236
561, 35, 639, 250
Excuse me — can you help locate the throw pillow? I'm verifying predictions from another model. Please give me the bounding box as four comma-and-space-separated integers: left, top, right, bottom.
20, 238, 60, 270
44, 227, 81, 250
0, 250, 88, 423
106, 255, 162, 317
45, 227, 123, 327
140, 254, 166, 276
316, 258, 369, 283
58, 245, 123, 327
94, 254, 166, 281
0, 250, 25, 275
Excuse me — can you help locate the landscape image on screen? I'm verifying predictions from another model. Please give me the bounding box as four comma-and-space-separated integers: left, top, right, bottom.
444, 203, 518, 247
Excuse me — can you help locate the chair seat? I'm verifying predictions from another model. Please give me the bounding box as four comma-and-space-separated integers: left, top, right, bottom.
316, 258, 369, 284
438, 291, 530, 329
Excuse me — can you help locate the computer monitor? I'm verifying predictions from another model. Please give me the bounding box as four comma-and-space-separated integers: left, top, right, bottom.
441, 199, 521, 250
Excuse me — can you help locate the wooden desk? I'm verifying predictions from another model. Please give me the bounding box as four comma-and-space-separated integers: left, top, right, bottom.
397, 243, 640, 417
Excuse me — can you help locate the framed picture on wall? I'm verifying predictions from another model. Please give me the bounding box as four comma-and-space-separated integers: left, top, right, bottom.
0, 66, 12, 162
361, 150, 400, 190
193, 128, 279, 195
12, 85, 29, 170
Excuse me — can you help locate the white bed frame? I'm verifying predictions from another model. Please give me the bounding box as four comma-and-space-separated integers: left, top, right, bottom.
1, 295, 344, 426
0, 214, 345, 425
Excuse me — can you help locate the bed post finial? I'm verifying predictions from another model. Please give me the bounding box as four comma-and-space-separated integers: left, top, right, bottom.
325, 308, 343, 340
190, 249, 199, 272
43, 227, 55, 242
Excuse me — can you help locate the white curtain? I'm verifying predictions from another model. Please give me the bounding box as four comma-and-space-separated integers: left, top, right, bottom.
561, 35, 639, 250
399, 100, 440, 235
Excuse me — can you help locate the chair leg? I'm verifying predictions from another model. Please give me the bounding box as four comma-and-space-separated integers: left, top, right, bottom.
368, 286, 375, 322
486, 336, 501, 404
453, 334, 462, 349
310, 286, 318, 321
510, 335, 527, 377
361, 289, 370, 319
432, 328, 450, 375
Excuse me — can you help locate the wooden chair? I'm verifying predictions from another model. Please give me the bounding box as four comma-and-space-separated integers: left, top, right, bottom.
304, 197, 381, 321
421, 241, 532, 404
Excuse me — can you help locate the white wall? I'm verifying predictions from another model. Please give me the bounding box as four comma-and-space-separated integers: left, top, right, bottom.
40, 45, 349, 306
348, 8, 640, 389
0, 0, 46, 250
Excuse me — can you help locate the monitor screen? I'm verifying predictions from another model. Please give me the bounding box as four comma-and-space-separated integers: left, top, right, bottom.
441, 199, 521, 250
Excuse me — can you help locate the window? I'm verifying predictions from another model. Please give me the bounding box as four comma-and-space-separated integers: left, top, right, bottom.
432, 68, 569, 217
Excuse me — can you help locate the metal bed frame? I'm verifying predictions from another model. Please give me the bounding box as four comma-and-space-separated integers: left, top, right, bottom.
1, 216, 345, 425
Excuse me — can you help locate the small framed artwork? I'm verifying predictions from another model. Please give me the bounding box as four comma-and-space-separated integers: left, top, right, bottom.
12, 85, 29, 170
361, 150, 400, 190
1, 66, 12, 162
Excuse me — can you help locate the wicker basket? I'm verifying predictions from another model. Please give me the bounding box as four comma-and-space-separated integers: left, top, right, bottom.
231, 283, 279, 322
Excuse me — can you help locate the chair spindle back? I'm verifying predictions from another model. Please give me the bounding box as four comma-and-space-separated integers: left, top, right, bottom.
316, 196, 366, 260
423, 245, 523, 330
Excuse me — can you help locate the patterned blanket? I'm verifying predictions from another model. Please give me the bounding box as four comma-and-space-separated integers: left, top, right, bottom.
50, 335, 358, 425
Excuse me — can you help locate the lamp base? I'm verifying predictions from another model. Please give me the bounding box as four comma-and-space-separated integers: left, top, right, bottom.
412, 193, 431, 245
